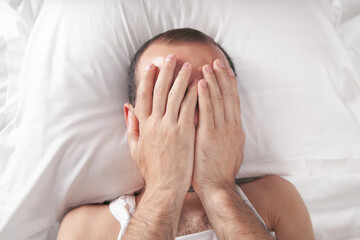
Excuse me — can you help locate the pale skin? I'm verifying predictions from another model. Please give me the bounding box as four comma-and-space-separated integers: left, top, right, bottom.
57, 42, 315, 240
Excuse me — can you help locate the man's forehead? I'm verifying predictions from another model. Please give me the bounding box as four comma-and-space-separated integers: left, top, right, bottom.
137, 42, 229, 79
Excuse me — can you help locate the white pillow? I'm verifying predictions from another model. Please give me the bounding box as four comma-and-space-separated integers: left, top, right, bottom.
1, 0, 360, 239
318, 0, 360, 79
335, 0, 360, 81
336, 0, 360, 23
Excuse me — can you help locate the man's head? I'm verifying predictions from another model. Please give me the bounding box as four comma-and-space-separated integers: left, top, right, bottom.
127, 28, 236, 107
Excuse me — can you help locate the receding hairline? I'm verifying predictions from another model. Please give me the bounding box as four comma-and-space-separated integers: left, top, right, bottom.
128, 28, 236, 106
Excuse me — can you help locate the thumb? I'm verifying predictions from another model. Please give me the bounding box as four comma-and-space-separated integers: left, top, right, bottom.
127, 111, 139, 160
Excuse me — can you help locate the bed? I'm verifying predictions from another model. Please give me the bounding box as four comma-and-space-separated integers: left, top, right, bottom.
0, 0, 360, 239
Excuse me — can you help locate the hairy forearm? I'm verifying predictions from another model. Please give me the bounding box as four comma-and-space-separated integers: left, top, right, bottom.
123, 187, 185, 240
199, 185, 273, 240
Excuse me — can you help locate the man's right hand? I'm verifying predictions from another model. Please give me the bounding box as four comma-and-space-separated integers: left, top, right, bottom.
126, 53, 198, 195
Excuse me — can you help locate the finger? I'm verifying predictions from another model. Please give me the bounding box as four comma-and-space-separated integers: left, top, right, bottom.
178, 81, 197, 126
197, 79, 214, 129
213, 59, 234, 123
201, 64, 225, 127
127, 111, 139, 162
135, 63, 156, 120
152, 53, 177, 116
227, 67, 241, 123
166, 62, 192, 122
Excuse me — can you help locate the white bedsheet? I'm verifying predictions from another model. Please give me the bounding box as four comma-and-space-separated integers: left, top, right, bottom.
285, 175, 360, 240
1, 0, 360, 239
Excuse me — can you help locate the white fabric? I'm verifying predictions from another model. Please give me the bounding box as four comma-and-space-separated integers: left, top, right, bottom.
0, 0, 360, 239
109, 185, 275, 240
336, 0, 360, 80
175, 230, 218, 240
284, 175, 360, 240
109, 195, 136, 240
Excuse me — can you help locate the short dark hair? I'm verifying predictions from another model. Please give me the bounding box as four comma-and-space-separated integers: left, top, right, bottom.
128, 28, 236, 106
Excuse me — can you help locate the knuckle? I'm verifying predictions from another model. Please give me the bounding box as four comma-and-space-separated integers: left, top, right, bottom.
230, 124, 238, 133
231, 92, 240, 105
153, 86, 167, 97
204, 104, 213, 114
168, 88, 178, 99
214, 93, 223, 104
180, 101, 193, 115
138, 90, 150, 101
234, 96, 241, 106
167, 124, 181, 135
236, 123, 244, 135
241, 131, 245, 141
235, 114, 241, 124
180, 102, 189, 111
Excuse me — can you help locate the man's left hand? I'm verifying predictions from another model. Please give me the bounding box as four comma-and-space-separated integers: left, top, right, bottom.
192, 59, 245, 195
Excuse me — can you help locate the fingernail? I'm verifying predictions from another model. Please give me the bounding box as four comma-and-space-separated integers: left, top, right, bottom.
182, 62, 191, 69
205, 64, 213, 72
145, 63, 153, 71
227, 67, 235, 76
165, 53, 175, 62
217, 59, 224, 68
200, 79, 207, 88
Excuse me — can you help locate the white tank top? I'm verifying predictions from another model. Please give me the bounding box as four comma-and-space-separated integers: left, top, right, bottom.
109, 185, 276, 240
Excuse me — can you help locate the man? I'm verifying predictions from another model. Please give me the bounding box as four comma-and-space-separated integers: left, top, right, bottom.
57, 28, 315, 240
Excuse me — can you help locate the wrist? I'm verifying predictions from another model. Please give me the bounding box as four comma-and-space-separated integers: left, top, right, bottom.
146, 179, 190, 196
196, 180, 235, 197
198, 182, 237, 207
142, 184, 187, 205
126, 184, 188, 240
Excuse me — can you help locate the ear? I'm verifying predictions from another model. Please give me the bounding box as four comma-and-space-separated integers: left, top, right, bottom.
124, 103, 134, 127
124, 103, 139, 158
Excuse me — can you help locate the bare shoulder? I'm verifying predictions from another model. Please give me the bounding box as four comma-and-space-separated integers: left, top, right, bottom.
57, 204, 120, 240
238, 176, 293, 229
239, 175, 315, 240
241, 175, 300, 204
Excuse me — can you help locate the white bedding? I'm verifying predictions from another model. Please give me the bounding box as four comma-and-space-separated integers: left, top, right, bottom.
0, 0, 360, 239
